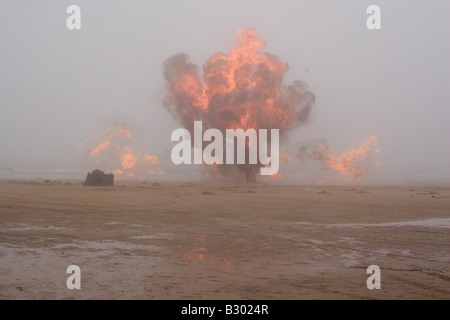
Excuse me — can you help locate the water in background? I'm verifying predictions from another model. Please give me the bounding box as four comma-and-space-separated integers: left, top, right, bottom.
0, 167, 448, 186
0, 168, 86, 181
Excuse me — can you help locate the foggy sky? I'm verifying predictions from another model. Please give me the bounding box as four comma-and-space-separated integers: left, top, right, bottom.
0, 0, 449, 184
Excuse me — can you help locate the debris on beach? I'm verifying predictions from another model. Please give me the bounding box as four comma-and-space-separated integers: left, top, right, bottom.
83, 169, 114, 186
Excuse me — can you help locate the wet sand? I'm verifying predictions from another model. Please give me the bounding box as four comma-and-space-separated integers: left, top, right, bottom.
0, 180, 449, 299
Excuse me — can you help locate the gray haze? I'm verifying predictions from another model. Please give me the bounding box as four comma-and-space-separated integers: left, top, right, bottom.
0, 0, 449, 184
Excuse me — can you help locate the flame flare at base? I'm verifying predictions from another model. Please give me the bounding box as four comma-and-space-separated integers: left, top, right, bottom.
85, 123, 159, 177
298, 136, 379, 178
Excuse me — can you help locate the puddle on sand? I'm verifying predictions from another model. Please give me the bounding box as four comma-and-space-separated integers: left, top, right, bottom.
0, 224, 75, 232
130, 234, 170, 240
294, 218, 450, 229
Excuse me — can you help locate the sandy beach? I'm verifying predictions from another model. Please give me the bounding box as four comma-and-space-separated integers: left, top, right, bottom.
0, 180, 449, 299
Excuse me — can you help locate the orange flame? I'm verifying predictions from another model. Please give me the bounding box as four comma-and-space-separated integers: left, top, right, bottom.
112, 127, 131, 139
311, 136, 379, 178
86, 124, 160, 178
145, 155, 159, 165
270, 172, 283, 179
280, 153, 291, 163
87, 124, 132, 156
163, 28, 314, 181
88, 141, 110, 155
121, 148, 137, 170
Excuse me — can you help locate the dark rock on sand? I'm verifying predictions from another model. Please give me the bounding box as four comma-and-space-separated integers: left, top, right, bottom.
83, 169, 114, 186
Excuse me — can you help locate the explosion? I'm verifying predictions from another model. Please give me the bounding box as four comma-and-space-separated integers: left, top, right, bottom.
298, 136, 379, 178
145, 155, 159, 165
163, 28, 379, 181
163, 28, 315, 182
87, 124, 130, 156
85, 123, 159, 177
88, 141, 109, 156
121, 148, 137, 170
